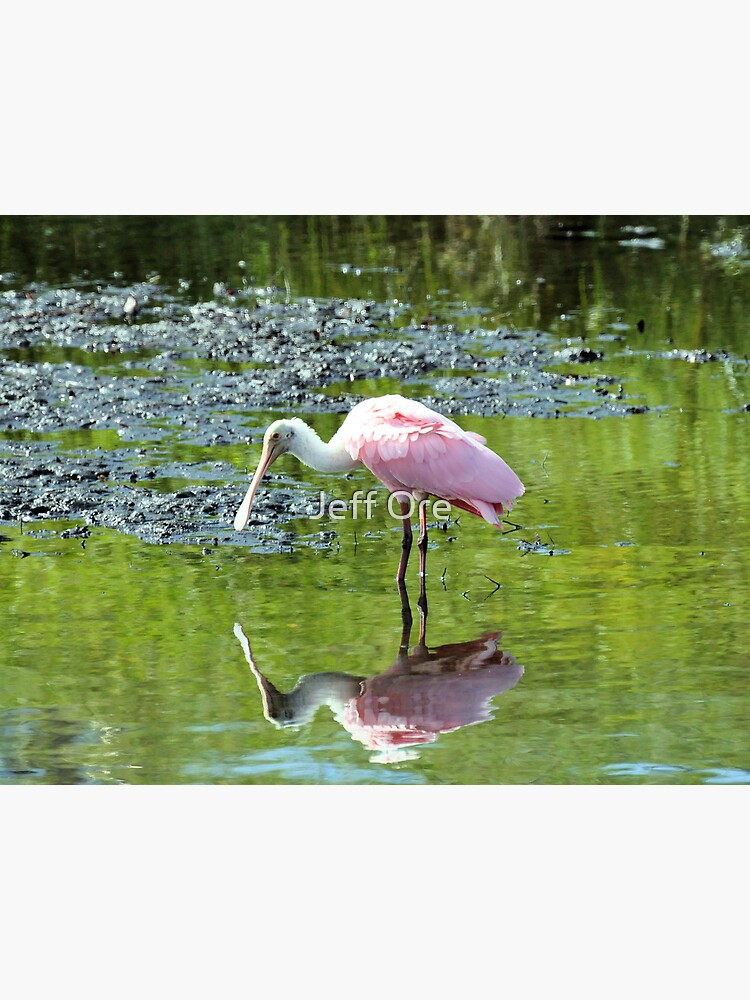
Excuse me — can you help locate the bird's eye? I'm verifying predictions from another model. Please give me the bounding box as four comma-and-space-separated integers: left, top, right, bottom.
271, 432, 280, 440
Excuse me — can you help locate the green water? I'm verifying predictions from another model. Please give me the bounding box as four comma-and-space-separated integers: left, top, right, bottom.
1, 216, 749, 783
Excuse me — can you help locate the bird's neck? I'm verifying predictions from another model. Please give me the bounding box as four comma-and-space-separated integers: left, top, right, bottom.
289, 421, 358, 473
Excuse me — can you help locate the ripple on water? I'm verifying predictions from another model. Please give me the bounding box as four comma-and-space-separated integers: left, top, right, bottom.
602, 762, 750, 783
180, 744, 427, 784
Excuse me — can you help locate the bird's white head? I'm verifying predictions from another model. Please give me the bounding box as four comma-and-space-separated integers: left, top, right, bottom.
233, 419, 302, 531
263, 418, 299, 453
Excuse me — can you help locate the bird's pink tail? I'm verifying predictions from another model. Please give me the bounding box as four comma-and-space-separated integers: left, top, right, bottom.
447, 497, 506, 528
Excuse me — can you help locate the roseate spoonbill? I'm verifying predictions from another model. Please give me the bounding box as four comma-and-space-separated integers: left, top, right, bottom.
233, 394, 524, 580
233, 582, 524, 764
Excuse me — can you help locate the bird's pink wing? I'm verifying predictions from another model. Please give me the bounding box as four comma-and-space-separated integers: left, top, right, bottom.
339, 396, 524, 525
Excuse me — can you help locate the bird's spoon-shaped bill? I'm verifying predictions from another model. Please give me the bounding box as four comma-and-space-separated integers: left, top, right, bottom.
234, 438, 283, 531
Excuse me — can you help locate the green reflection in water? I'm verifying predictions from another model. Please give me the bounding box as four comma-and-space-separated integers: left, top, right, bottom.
2, 344, 162, 372
4, 215, 750, 349
0, 427, 142, 451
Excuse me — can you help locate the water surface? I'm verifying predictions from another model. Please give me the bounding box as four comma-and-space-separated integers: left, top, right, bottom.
1, 215, 749, 783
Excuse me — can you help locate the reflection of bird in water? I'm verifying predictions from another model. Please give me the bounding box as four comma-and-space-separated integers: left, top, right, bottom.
233, 394, 524, 581
233, 582, 524, 764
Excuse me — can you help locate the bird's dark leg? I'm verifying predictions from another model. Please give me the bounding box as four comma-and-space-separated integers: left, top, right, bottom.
417, 499, 428, 578
417, 499, 429, 619
397, 578, 413, 657
396, 500, 413, 582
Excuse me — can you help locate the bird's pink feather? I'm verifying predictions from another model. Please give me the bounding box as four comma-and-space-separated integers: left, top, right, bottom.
336, 395, 524, 526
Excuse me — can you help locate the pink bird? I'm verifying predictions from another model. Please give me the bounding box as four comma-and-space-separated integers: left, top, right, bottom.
233, 394, 524, 580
